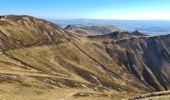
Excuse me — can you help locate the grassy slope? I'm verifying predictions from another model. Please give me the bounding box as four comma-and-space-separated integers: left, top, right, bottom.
0, 15, 170, 99
0, 15, 142, 100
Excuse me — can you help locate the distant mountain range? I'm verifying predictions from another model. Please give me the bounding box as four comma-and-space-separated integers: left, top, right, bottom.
65, 24, 121, 35
51, 19, 170, 35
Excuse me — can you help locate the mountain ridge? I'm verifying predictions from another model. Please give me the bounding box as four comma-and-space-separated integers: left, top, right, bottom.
65, 24, 121, 35
0, 15, 170, 100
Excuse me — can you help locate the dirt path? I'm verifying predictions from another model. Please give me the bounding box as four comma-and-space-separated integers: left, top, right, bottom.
0, 68, 69, 78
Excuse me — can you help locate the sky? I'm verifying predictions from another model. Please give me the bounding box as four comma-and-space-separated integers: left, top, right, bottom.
1, 0, 170, 20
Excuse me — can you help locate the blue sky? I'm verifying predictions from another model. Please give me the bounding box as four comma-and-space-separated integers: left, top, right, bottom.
1, 0, 170, 19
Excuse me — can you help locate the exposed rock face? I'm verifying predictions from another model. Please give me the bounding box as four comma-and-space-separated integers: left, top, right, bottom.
0, 15, 169, 100
96, 34, 170, 91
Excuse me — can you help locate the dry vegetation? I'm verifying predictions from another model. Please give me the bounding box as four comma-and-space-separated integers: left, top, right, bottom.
0, 15, 170, 100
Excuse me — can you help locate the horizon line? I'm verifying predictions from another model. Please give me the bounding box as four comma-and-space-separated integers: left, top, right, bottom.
49, 18, 170, 21
1, 14, 170, 21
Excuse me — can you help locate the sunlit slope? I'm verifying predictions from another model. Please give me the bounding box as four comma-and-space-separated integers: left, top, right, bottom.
0, 15, 170, 99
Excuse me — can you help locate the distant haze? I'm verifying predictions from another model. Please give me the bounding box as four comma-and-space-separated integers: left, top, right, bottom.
51, 19, 170, 35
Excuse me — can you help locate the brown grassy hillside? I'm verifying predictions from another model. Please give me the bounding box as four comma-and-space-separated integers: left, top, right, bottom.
0, 15, 169, 100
